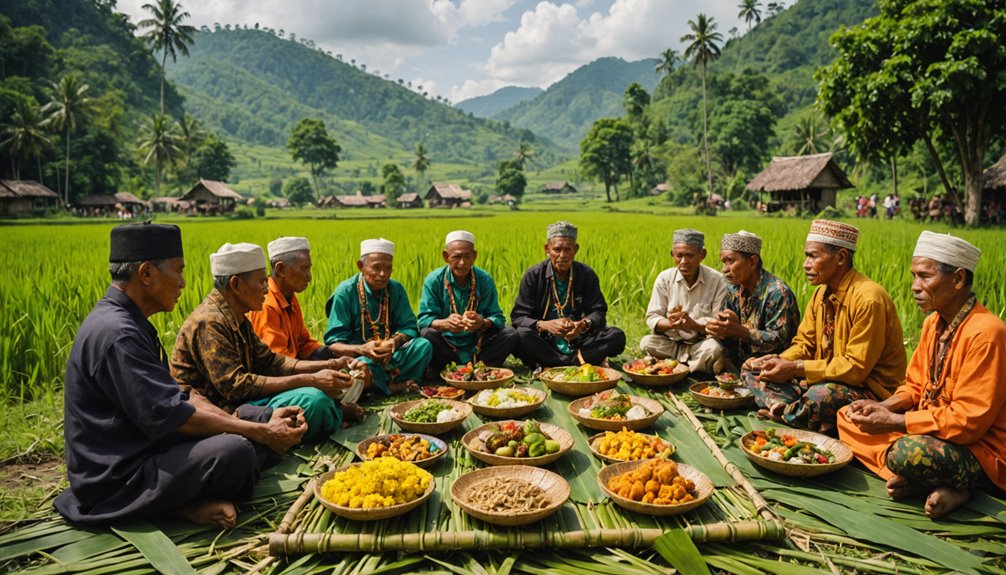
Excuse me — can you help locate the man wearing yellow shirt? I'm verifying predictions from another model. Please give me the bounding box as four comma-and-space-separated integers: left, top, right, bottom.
748, 220, 907, 433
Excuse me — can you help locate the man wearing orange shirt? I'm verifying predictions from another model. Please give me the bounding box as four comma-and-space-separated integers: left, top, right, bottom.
839, 231, 1006, 518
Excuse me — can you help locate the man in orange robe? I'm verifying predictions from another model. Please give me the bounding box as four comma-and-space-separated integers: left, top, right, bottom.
838, 231, 1006, 518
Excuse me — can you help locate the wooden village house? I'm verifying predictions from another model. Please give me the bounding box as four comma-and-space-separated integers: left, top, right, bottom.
541, 181, 577, 194
424, 183, 472, 208
181, 179, 243, 214
746, 152, 853, 213
396, 193, 422, 209
983, 153, 1006, 223
0, 180, 59, 217
318, 192, 386, 209
75, 192, 147, 217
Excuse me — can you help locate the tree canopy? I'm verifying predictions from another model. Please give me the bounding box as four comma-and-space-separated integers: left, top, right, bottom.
287, 117, 340, 195
579, 117, 633, 202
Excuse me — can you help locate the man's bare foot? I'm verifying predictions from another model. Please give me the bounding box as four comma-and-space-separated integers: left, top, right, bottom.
885, 475, 926, 500
925, 486, 970, 519
173, 499, 237, 528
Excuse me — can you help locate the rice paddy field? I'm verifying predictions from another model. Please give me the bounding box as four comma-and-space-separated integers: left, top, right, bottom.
2, 211, 1006, 574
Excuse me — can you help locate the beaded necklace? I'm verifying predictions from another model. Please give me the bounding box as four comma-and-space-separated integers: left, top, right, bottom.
445, 268, 478, 314
545, 266, 574, 319
357, 274, 390, 341
924, 295, 976, 407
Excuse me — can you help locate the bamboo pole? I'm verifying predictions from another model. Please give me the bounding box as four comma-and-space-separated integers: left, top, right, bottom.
663, 391, 778, 522
268, 520, 785, 555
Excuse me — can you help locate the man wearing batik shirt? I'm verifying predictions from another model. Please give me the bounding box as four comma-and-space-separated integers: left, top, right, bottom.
750, 220, 907, 434
706, 231, 799, 369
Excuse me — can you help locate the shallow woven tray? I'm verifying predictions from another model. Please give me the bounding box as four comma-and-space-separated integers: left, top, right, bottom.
462, 421, 574, 466
538, 366, 622, 396
450, 465, 570, 526
588, 431, 675, 464
355, 433, 448, 469
622, 362, 690, 386
689, 382, 756, 410
740, 429, 853, 477
567, 395, 664, 431
467, 387, 547, 418
597, 460, 713, 516
313, 465, 436, 521
389, 399, 472, 434
440, 367, 515, 391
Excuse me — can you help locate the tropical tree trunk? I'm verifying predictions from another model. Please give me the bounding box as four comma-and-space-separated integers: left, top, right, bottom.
700, 62, 713, 197
603, 180, 612, 202
155, 157, 161, 193
614, 181, 620, 201
64, 124, 71, 205
891, 156, 898, 197
309, 167, 319, 197
160, 49, 167, 115
963, 153, 984, 226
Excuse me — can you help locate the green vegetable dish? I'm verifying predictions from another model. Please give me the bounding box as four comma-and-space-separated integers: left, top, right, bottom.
477, 420, 561, 458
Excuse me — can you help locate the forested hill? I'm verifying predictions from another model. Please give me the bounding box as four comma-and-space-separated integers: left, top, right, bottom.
455, 86, 543, 119
168, 29, 565, 165
493, 57, 660, 150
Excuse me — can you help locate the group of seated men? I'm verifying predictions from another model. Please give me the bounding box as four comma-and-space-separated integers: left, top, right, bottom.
56, 217, 1004, 528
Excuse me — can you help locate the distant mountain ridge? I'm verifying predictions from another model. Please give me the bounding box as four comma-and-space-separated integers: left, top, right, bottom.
493, 57, 661, 150
455, 86, 543, 118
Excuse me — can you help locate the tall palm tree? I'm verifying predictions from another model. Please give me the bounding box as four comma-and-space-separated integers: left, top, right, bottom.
139, 0, 196, 114
1, 99, 51, 181
137, 113, 183, 194
793, 115, 830, 155
413, 143, 431, 191
655, 48, 678, 77
738, 0, 763, 33
681, 13, 723, 197
45, 74, 93, 205
514, 142, 535, 170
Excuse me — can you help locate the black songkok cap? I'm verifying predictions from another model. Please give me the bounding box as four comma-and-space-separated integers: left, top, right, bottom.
109, 222, 183, 262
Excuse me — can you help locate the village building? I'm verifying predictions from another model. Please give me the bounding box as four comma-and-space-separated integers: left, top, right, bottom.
396, 192, 422, 209
982, 153, 1006, 224
650, 183, 670, 196
746, 152, 853, 214
0, 180, 59, 217
318, 192, 386, 209
541, 181, 577, 194
424, 183, 472, 208
75, 192, 147, 218
180, 179, 243, 215
487, 194, 517, 206
150, 196, 192, 213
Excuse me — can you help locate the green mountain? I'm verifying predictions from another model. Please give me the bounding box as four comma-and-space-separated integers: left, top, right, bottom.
455, 86, 543, 118
493, 57, 661, 151
167, 29, 565, 165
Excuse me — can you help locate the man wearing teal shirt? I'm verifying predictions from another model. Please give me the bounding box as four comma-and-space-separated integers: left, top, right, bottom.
418, 230, 518, 370
324, 238, 432, 394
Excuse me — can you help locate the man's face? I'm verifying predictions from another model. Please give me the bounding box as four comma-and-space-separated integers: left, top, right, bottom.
279, 251, 312, 294
803, 241, 844, 286
910, 257, 962, 313
719, 250, 757, 287
544, 237, 578, 274
233, 268, 269, 311
443, 241, 476, 279
672, 243, 705, 278
149, 257, 186, 312
358, 253, 394, 291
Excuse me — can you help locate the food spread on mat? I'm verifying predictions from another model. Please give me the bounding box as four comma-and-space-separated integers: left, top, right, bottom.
592, 429, 671, 461
443, 361, 509, 382
607, 459, 696, 505
543, 364, 606, 382
365, 434, 440, 462
470, 387, 541, 409
624, 357, 680, 375
320, 459, 431, 508
464, 477, 551, 513
420, 385, 465, 399
577, 390, 650, 420
477, 420, 561, 458
714, 372, 741, 391
402, 400, 463, 423
747, 428, 836, 464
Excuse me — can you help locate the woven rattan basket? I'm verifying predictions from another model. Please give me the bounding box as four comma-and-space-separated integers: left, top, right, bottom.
462, 421, 573, 466
538, 366, 622, 396
440, 367, 515, 391
467, 387, 547, 418
597, 460, 713, 516
567, 395, 664, 431
389, 399, 471, 434
354, 433, 448, 469
688, 382, 756, 410
622, 362, 690, 386
740, 429, 853, 477
588, 431, 675, 463
450, 465, 570, 526
313, 465, 435, 521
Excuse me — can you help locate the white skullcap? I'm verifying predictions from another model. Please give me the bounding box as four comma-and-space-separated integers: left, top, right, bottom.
913, 230, 981, 272
360, 238, 394, 257
445, 230, 475, 247
267, 236, 310, 259
210, 242, 266, 276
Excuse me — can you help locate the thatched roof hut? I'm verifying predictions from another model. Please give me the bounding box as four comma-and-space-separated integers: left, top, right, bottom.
746, 152, 852, 213
396, 193, 422, 208
424, 183, 472, 208
0, 180, 59, 217
542, 181, 577, 194
76, 192, 147, 215
181, 179, 243, 214
984, 154, 1006, 191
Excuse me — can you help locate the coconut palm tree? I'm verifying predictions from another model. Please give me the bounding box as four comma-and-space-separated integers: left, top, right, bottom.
681, 13, 723, 197
138, 0, 196, 114
45, 74, 93, 205
413, 143, 431, 192
1, 99, 51, 181
137, 113, 183, 194
738, 0, 763, 33
655, 48, 678, 77
792, 115, 830, 155
514, 142, 535, 170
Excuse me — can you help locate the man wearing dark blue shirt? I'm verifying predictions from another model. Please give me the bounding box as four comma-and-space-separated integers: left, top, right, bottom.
55, 223, 306, 528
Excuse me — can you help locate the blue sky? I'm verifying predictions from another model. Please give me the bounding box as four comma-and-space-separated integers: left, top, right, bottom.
115, 0, 762, 102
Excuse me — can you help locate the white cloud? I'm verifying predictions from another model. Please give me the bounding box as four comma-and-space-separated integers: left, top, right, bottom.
450, 78, 509, 102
